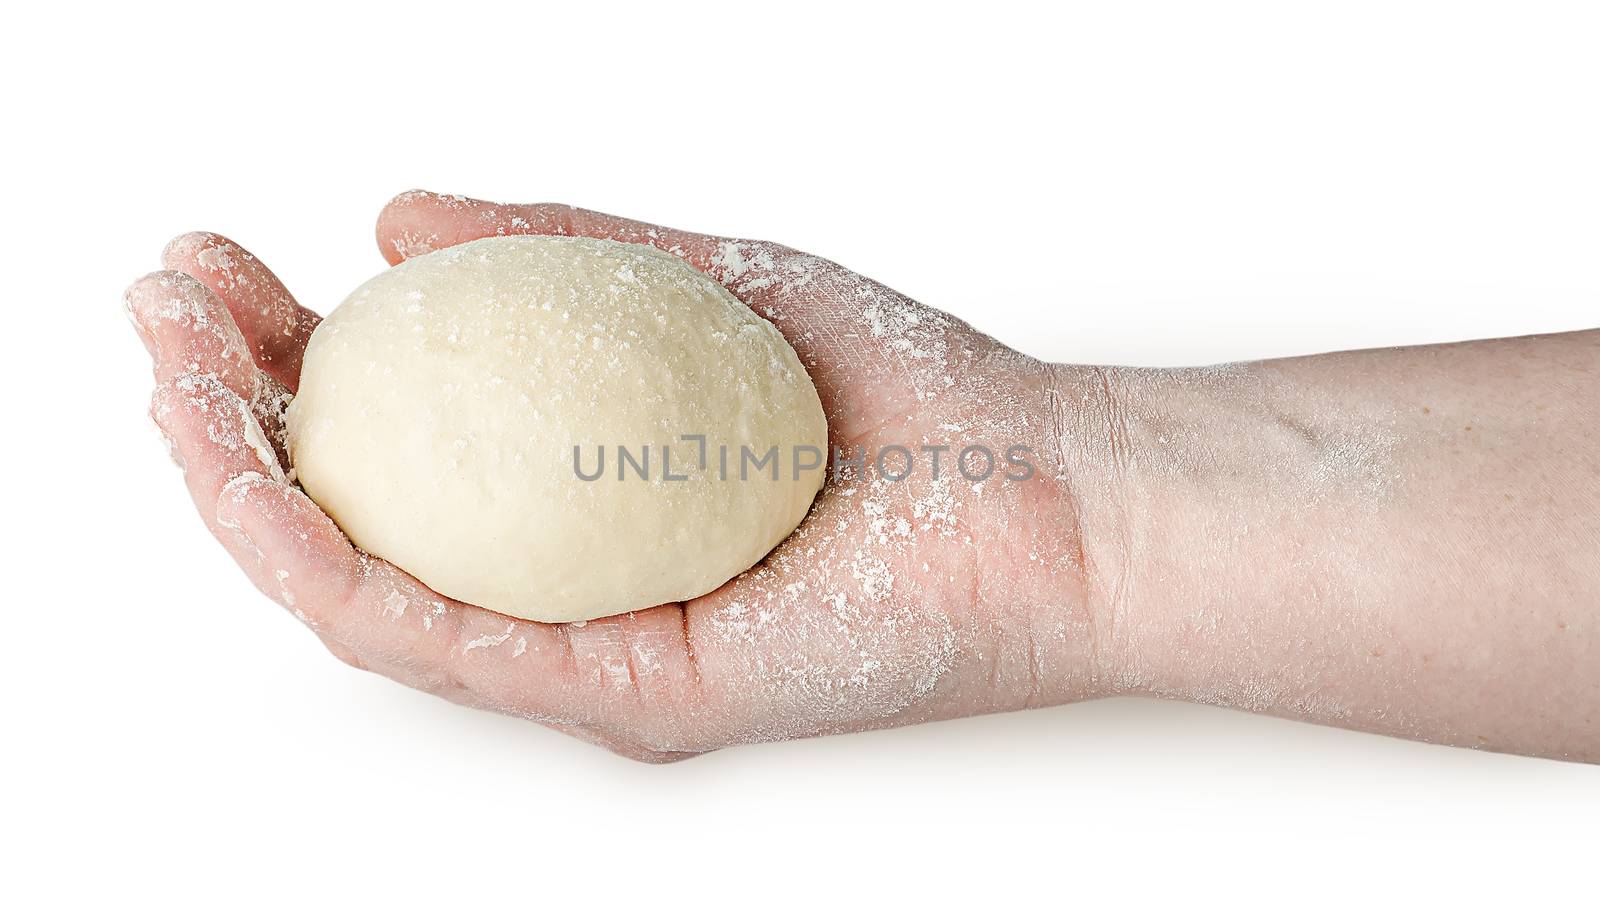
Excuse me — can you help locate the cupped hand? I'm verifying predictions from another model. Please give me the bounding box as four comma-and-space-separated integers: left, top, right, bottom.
127, 191, 1109, 761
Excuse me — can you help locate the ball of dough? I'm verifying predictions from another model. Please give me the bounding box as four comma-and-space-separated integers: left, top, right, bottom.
286, 235, 827, 623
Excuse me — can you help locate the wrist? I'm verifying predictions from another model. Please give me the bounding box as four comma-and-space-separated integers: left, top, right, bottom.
1063, 358, 1392, 707
1028, 361, 1144, 702
926, 358, 1126, 715
1042, 360, 1262, 702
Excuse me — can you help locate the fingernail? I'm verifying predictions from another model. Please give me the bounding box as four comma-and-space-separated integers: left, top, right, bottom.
123, 284, 162, 362
160, 231, 211, 267
151, 419, 185, 471
147, 397, 185, 471
216, 473, 268, 559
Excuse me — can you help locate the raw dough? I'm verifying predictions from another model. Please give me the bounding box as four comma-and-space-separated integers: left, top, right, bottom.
287, 235, 827, 622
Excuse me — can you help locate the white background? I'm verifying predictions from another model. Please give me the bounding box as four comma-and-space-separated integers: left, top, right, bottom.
5, 1, 1596, 913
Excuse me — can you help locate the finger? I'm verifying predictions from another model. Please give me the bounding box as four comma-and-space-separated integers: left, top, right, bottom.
377, 190, 833, 309
125, 271, 256, 393
314, 635, 638, 762
130, 270, 294, 467
211, 470, 677, 732
213, 472, 363, 628
150, 373, 290, 567
162, 232, 318, 391
146, 335, 697, 742
376, 189, 727, 273
444, 602, 707, 751
151, 380, 437, 681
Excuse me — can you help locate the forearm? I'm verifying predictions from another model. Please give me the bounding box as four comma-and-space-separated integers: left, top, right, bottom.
1067, 330, 1600, 760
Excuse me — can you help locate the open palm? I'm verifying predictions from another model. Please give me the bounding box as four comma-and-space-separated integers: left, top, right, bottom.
127, 191, 1101, 761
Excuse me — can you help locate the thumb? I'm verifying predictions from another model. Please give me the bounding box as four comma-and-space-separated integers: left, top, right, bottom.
373, 190, 974, 438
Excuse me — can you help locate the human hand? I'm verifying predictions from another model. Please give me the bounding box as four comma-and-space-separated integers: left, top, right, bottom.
126, 191, 1109, 761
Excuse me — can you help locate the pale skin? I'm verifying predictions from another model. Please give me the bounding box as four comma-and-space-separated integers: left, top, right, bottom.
125, 191, 1600, 763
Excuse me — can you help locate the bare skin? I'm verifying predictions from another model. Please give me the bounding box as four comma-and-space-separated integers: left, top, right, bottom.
124, 191, 1600, 763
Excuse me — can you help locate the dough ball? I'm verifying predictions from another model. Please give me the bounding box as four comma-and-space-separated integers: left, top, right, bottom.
286, 236, 827, 623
